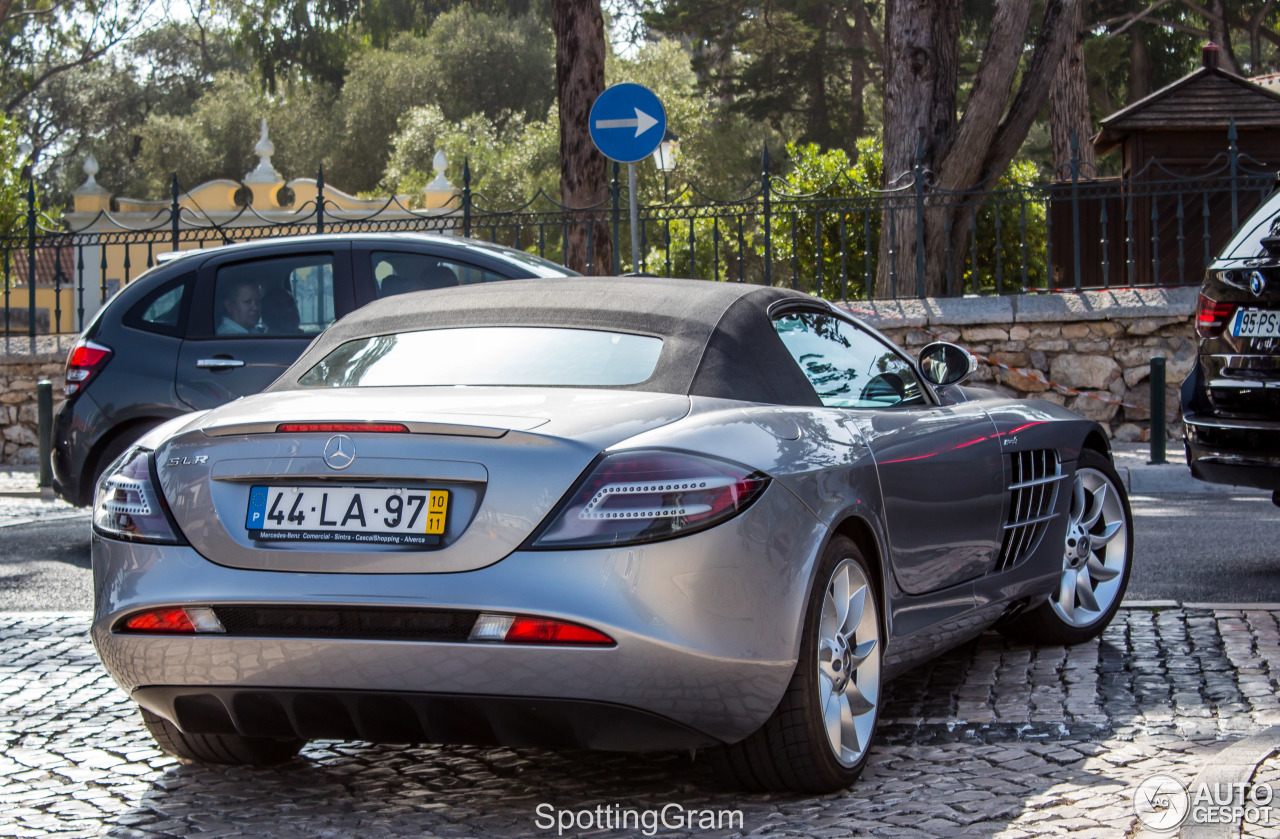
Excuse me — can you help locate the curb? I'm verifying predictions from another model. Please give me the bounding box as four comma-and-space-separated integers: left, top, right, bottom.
1180, 725, 1280, 839
0, 512, 89, 529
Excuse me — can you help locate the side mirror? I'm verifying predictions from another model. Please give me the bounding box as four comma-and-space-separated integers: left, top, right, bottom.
917, 342, 975, 387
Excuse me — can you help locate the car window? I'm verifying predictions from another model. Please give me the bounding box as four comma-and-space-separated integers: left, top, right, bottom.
372, 251, 507, 298
481, 246, 581, 277
299, 327, 663, 388
125, 274, 191, 336
214, 255, 335, 336
773, 310, 926, 408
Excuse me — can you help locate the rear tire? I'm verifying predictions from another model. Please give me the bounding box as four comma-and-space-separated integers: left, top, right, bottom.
711, 535, 882, 793
999, 449, 1133, 646
140, 708, 305, 766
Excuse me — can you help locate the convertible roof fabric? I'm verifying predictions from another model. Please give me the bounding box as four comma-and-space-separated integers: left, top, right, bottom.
273, 276, 825, 406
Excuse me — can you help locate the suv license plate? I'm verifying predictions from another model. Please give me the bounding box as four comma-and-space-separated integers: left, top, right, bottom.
246, 486, 448, 546
1231, 308, 1280, 338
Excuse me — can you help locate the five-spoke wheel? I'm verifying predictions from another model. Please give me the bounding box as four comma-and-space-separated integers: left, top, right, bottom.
712, 535, 882, 792
817, 558, 880, 767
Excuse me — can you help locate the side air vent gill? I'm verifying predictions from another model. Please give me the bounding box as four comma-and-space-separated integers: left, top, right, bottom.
996, 449, 1064, 572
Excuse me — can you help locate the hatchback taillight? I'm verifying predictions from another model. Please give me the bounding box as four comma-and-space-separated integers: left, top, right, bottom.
64, 339, 112, 396
1196, 294, 1236, 339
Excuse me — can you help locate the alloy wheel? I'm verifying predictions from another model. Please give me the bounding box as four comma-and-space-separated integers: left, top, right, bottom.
816, 558, 880, 767
1052, 466, 1128, 628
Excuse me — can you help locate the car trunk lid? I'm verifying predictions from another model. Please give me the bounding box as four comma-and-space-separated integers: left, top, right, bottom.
156, 388, 691, 574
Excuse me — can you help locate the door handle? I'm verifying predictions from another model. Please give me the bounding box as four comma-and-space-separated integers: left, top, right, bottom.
196, 358, 245, 370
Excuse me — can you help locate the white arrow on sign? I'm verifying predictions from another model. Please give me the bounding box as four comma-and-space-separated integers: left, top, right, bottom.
593, 107, 659, 138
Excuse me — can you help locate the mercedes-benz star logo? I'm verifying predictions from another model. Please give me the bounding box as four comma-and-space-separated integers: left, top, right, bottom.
323, 435, 356, 470
1133, 774, 1190, 831
1250, 270, 1268, 297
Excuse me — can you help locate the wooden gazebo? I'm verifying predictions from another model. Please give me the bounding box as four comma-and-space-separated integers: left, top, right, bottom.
1052, 44, 1280, 288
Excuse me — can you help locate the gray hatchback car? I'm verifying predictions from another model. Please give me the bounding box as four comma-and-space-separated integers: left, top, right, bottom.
52, 232, 576, 505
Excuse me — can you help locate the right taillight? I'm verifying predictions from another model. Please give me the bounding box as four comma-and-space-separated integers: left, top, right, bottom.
1196, 294, 1236, 338
64, 339, 112, 396
528, 450, 770, 549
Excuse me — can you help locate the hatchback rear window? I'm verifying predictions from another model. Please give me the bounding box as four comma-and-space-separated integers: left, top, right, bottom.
298, 327, 663, 388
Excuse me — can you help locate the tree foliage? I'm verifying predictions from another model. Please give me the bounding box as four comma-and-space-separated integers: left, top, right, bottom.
644, 0, 882, 159
0, 113, 27, 236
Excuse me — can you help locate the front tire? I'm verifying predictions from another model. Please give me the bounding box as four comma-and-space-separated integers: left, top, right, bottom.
140, 708, 305, 766
712, 535, 881, 792
999, 449, 1133, 645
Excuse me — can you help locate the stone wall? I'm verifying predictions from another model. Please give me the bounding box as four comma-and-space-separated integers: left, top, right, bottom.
0, 346, 65, 465
838, 287, 1198, 442
0, 289, 1198, 465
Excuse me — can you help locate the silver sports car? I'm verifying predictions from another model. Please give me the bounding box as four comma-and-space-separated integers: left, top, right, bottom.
90, 277, 1132, 792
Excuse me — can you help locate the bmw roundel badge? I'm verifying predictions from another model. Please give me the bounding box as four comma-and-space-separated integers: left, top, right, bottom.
1249, 270, 1267, 297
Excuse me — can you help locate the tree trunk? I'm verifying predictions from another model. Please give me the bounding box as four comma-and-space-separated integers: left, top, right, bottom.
1049, 0, 1095, 180
1246, 0, 1277, 73
835, 3, 880, 159
552, 0, 613, 275
1128, 27, 1150, 104
875, 0, 959, 297
875, 0, 1078, 298
1206, 0, 1242, 74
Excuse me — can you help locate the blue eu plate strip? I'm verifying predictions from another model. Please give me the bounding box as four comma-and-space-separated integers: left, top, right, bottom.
246, 486, 269, 530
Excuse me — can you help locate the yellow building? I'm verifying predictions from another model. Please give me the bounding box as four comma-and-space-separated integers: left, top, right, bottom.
9, 121, 459, 334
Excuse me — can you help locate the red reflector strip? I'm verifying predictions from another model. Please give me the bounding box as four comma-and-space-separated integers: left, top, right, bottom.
124, 609, 195, 633
504, 617, 614, 646
276, 423, 409, 433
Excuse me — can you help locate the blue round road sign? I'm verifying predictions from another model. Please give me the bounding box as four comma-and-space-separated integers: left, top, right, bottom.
588, 84, 667, 164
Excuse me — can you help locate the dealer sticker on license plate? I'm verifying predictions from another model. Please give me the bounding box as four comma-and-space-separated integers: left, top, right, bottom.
1232, 308, 1280, 338
245, 486, 448, 546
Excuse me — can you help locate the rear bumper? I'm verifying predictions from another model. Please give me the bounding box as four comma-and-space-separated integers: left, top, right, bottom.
90, 482, 828, 747
132, 686, 719, 751
1184, 411, 1280, 490
52, 393, 105, 507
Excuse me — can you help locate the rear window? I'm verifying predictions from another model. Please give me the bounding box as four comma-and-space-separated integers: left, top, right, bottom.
298, 327, 663, 388
1221, 190, 1280, 261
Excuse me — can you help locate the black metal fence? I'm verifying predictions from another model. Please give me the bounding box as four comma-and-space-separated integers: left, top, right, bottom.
4, 135, 1276, 341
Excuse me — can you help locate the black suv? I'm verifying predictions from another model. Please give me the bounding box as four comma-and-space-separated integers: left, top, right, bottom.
53, 232, 575, 505
1183, 191, 1280, 503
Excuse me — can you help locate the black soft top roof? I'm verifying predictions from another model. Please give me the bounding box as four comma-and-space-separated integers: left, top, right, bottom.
272, 276, 824, 406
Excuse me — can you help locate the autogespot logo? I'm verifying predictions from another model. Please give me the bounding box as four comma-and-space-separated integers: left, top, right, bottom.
1133, 774, 1190, 831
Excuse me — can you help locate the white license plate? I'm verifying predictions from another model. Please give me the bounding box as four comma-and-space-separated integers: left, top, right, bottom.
1231, 308, 1280, 338
246, 486, 448, 547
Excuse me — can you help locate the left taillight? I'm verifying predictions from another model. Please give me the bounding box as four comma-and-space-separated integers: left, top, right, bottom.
1196, 294, 1236, 338
528, 450, 770, 550
64, 339, 112, 396
93, 448, 185, 544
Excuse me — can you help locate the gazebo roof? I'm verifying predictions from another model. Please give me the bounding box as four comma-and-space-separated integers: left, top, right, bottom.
1094, 46, 1280, 154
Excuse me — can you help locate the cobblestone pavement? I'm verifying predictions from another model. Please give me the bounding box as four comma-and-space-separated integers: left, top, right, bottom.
3, 607, 1280, 838
0, 469, 82, 528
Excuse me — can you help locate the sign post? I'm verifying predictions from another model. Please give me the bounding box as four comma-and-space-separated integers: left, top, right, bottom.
588, 84, 667, 273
